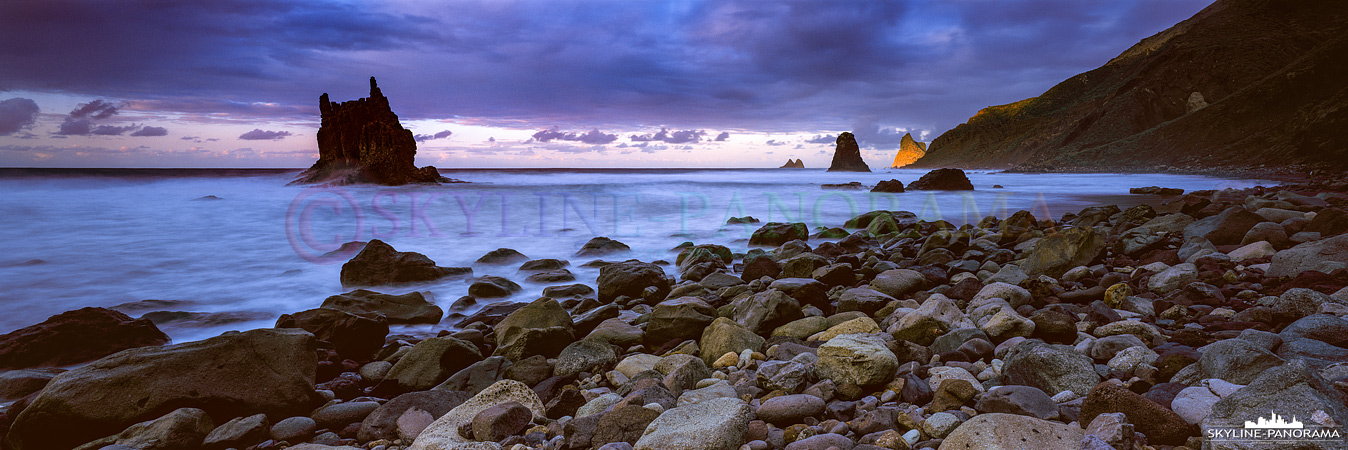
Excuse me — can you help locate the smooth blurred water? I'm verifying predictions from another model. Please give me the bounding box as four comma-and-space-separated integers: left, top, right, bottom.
0, 168, 1271, 343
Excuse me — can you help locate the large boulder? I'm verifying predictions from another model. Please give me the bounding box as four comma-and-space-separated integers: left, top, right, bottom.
699, 317, 765, 366
1183, 207, 1266, 246
493, 298, 575, 361
377, 336, 483, 394
870, 269, 928, 298
576, 237, 631, 257
815, 333, 898, 388
1202, 360, 1348, 446
597, 260, 672, 304
0, 307, 169, 370
340, 239, 471, 287
644, 297, 717, 346
888, 294, 974, 346
275, 307, 388, 360
730, 289, 802, 335
633, 397, 754, 450
1020, 227, 1106, 278
5, 329, 324, 450
938, 413, 1083, 450
409, 380, 544, 450
320, 289, 443, 325
358, 390, 472, 442
1199, 339, 1285, 385
93, 407, 215, 450
908, 168, 974, 190
1080, 382, 1196, 446
871, 179, 906, 193
749, 223, 809, 246
1268, 234, 1348, 278
293, 77, 448, 185
825, 132, 870, 172
1002, 340, 1099, 397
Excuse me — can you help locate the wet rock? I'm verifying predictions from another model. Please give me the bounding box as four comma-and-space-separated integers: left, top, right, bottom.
871, 179, 905, 193
888, 294, 974, 346
271, 416, 318, 442
295, 78, 447, 185
468, 276, 523, 298
554, 338, 618, 378
320, 289, 443, 325
520, 258, 570, 271
633, 397, 753, 450
494, 297, 574, 361
5, 329, 323, 450
1002, 340, 1099, 397
358, 390, 472, 442
700, 317, 765, 366
436, 355, 511, 395
751, 223, 810, 246
645, 297, 717, 347
1080, 382, 1195, 445
525, 269, 575, 283
975, 385, 1059, 420
476, 248, 529, 265
826, 132, 870, 172
731, 289, 804, 335
838, 288, 897, 316
870, 269, 928, 298
1020, 227, 1106, 278
908, 168, 973, 190
276, 307, 388, 360
940, 413, 1083, 450
577, 237, 631, 257
378, 336, 483, 393
340, 240, 471, 287
594, 404, 662, 447
202, 413, 268, 450
102, 407, 214, 450
756, 394, 826, 425
470, 401, 531, 442
409, 380, 544, 450
816, 333, 898, 388
0, 307, 168, 370
597, 260, 672, 304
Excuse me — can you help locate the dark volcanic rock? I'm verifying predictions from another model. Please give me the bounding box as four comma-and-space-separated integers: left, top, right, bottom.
826, 132, 870, 172
871, 179, 906, 193
911, 0, 1348, 172
597, 260, 672, 304
907, 168, 974, 190
319, 289, 443, 325
749, 222, 809, 246
0, 307, 169, 370
340, 239, 471, 287
275, 307, 388, 360
576, 237, 631, 257
293, 77, 453, 185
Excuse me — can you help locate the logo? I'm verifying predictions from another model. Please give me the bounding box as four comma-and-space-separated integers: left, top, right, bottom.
1206, 410, 1343, 445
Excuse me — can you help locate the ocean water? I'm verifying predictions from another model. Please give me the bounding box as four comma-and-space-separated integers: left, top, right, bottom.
0, 168, 1271, 344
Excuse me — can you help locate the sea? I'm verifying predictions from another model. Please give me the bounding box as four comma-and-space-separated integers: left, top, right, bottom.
0, 168, 1273, 344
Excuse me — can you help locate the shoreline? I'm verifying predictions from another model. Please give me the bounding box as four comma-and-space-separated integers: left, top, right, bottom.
3, 173, 1348, 450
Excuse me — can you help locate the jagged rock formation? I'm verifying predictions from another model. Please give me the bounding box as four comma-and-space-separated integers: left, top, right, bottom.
889, 133, 927, 168
779, 159, 805, 168
826, 132, 870, 172
912, 0, 1348, 173
293, 77, 453, 185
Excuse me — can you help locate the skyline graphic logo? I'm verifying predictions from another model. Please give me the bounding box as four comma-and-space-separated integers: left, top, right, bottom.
1245, 411, 1304, 429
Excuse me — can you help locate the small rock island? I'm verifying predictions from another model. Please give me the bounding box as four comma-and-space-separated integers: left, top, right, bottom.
826, 132, 870, 172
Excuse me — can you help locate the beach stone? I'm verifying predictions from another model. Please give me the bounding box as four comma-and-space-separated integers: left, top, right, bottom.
597, 260, 672, 304
781, 253, 828, 278
769, 278, 830, 309
520, 258, 569, 271
928, 378, 979, 412
615, 354, 662, 378
436, 356, 511, 395
494, 297, 574, 360
700, 317, 765, 366
633, 397, 753, 450
970, 282, 1033, 309
888, 294, 974, 346
756, 394, 825, 424
1268, 234, 1348, 278
989, 264, 1028, 285
577, 237, 631, 256
1140, 213, 1196, 234
202, 413, 268, 450
938, 413, 1083, 450
1029, 310, 1077, 344
812, 316, 882, 342
1020, 227, 1106, 278
974, 385, 1058, 420
1080, 382, 1194, 446
979, 308, 1035, 341
468, 276, 522, 298
271, 416, 319, 442
837, 288, 897, 315
645, 297, 717, 346
1202, 360, 1348, 444
359, 390, 472, 442
1147, 263, 1197, 295
341, 239, 470, 286
1276, 288, 1335, 320
0, 307, 169, 370
594, 404, 662, 447
1306, 207, 1348, 236
1092, 320, 1163, 343
1183, 207, 1266, 245
785, 433, 855, 450
816, 333, 898, 388
741, 251, 782, 281
320, 289, 443, 324
1107, 345, 1159, 373
409, 380, 544, 450
1171, 386, 1219, 424
677, 379, 737, 406
929, 365, 985, 393
476, 248, 529, 265
1228, 241, 1276, 262
99, 407, 214, 450
732, 289, 803, 335
1002, 340, 1098, 397
757, 359, 812, 392
397, 407, 437, 442
380, 336, 482, 393
0, 368, 61, 401
750, 222, 810, 246
276, 307, 389, 360
772, 316, 833, 340
313, 401, 380, 430
655, 353, 712, 394
1278, 314, 1348, 369
470, 401, 531, 442
5, 328, 322, 450
588, 318, 644, 347
870, 269, 928, 298
1089, 335, 1146, 361
553, 338, 617, 378
542, 283, 592, 299
1082, 412, 1133, 450
1199, 338, 1285, 385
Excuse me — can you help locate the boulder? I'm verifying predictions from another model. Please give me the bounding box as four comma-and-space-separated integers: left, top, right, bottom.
908, 168, 974, 190
378, 336, 482, 393
319, 289, 443, 325
731, 289, 803, 335
294, 77, 449, 185
494, 297, 575, 361
1268, 234, 1348, 278
553, 338, 618, 378
469, 401, 531, 442
1199, 338, 1284, 385
700, 317, 765, 366
825, 132, 870, 172
750, 222, 810, 246
871, 179, 905, 193
888, 294, 974, 346
468, 276, 522, 298
1182, 207, 1266, 246
475, 248, 529, 265
202, 413, 269, 450
1020, 227, 1106, 278
816, 333, 898, 388
435, 356, 511, 395
974, 385, 1059, 420
102, 407, 215, 450
409, 380, 544, 450
645, 297, 718, 346
597, 260, 672, 304
0, 369, 61, 402
358, 391, 472, 442
5, 329, 323, 450
1002, 340, 1098, 397
1147, 263, 1197, 295
837, 288, 897, 315
592, 404, 661, 447
633, 397, 754, 450
340, 239, 471, 287
0, 307, 169, 370
275, 307, 388, 360
869, 269, 928, 298
1080, 382, 1195, 446
576, 237, 631, 257
1203, 360, 1348, 445
937, 413, 1083, 450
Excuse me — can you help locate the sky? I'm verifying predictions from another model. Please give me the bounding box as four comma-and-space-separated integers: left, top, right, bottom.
0, 0, 1214, 169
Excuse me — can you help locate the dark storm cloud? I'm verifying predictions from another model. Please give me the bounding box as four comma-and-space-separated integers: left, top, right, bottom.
91, 125, 139, 136
238, 129, 292, 140
56, 118, 92, 136
714, 132, 730, 141
805, 134, 836, 144
630, 129, 706, 144
414, 130, 453, 142
69, 99, 118, 119
130, 126, 169, 137
0, 98, 40, 135
0, 0, 1213, 134
850, 119, 907, 150
530, 128, 618, 145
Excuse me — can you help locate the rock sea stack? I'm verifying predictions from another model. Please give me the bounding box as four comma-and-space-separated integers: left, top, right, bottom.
826, 132, 870, 172
779, 159, 804, 168
908, 168, 974, 190
889, 132, 927, 168
293, 77, 458, 186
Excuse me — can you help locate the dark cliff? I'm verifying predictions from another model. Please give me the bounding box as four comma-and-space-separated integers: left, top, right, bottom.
827, 132, 870, 172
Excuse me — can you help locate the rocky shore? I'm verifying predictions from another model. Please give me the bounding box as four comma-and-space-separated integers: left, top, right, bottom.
4, 175, 1348, 450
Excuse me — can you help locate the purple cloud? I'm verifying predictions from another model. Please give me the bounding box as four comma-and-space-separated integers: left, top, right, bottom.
630, 128, 706, 144
530, 127, 618, 145
69, 99, 118, 119
714, 131, 730, 141
0, 98, 39, 135
91, 124, 139, 136
238, 129, 293, 140
130, 126, 169, 137
413, 129, 453, 142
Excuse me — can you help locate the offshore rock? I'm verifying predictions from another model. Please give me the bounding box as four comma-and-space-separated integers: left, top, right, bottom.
779, 159, 804, 168
890, 132, 927, 168
826, 132, 870, 172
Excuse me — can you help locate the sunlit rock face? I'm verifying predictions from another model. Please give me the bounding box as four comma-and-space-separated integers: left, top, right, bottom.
890, 133, 927, 168
293, 77, 449, 186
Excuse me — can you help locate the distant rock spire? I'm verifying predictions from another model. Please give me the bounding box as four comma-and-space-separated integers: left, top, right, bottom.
827, 132, 870, 172
369, 76, 383, 98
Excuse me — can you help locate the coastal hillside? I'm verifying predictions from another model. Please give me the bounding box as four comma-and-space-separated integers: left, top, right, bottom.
912, 0, 1348, 173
